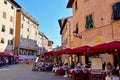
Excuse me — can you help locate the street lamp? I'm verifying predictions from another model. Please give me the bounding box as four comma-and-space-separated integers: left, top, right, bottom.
73, 31, 82, 39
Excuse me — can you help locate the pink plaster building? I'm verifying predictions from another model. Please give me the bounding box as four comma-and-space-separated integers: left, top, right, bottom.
67, 0, 120, 64
58, 16, 74, 64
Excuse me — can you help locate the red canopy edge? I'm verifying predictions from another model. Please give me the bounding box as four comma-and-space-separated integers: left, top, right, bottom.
66, 46, 91, 56
88, 41, 120, 55
54, 48, 71, 55
0, 52, 13, 57
44, 51, 54, 56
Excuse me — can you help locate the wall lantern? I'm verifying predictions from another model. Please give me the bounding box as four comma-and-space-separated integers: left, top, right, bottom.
73, 31, 82, 39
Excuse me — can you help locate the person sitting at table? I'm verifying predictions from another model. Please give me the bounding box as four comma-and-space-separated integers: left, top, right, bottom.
63, 63, 69, 77
81, 64, 88, 73
52, 63, 59, 72
76, 62, 81, 68
74, 65, 81, 73
105, 72, 112, 80
107, 62, 113, 70
72, 65, 82, 79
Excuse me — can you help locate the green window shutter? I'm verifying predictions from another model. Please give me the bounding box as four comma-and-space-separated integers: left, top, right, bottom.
86, 16, 89, 29
89, 14, 93, 28
112, 2, 120, 20
85, 14, 93, 29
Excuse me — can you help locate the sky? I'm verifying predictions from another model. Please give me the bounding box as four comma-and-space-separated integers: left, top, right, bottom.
15, 0, 72, 48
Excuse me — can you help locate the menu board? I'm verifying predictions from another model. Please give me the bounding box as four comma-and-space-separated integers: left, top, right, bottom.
91, 58, 102, 70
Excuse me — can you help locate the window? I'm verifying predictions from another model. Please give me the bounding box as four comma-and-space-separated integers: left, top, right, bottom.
23, 16, 25, 21
1, 38, 4, 43
112, 2, 120, 20
76, 23, 79, 34
2, 25, 5, 32
9, 28, 13, 35
3, 12, 6, 19
85, 14, 94, 29
35, 31, 37, 35
27, 35, 29, 39
27, 28, 29, 32
75, 0, 78, 11
4, 0, 7, 4
10, 16, 13, 22
8, 40, 13, 45
11, 5, 14, 9
21, 24, 23, 29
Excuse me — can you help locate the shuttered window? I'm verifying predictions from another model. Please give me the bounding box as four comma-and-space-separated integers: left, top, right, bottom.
112, 2, 120, 20
85, 14, 93, 29
2, 25, 5, 32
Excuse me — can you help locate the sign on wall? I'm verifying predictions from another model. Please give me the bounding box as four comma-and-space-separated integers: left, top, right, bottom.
91, 58, 102, 70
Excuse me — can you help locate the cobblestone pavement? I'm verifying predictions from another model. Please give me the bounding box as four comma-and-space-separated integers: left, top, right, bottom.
0, 64, 71, 80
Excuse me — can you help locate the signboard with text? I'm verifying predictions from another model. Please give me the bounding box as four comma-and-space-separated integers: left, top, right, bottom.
91, 58, 102, 70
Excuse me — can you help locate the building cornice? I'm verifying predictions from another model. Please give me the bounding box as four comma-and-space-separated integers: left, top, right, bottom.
58, 16, 72, 34
8, 0, 21, 8
17, 8, 39, 26
66, 0, 74, 8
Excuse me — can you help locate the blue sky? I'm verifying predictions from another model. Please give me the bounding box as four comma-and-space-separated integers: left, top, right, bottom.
15, 0, 72, 48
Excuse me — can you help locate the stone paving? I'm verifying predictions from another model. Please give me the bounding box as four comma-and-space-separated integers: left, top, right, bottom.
0, 64, 71, 80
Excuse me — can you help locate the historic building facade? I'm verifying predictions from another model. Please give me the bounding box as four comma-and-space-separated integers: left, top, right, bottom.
58, 16, 73, 49
37, 32, 43, 55
38, 32, 53, 55
66, 0, 120, 64
47, 40, 53, 52
0, 0, 53, 60
58, 16, 74, 64
0, 0, 20, 54
15, 8, 39, 59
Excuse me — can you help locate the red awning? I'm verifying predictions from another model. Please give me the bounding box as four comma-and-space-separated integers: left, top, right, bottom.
54, 48, 70, 55
88, 43, 108, 55
0, 52, 13, 57
14, 56, 19, 59
66, 46, 91, 56
88, 41, 120, 55
106, 41, 120, 54
107, 41, 120, 50
44, 51, 54, 56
